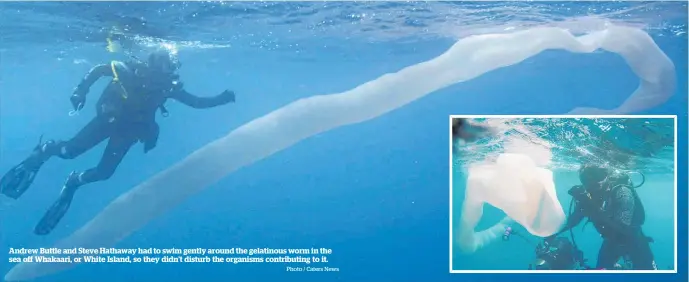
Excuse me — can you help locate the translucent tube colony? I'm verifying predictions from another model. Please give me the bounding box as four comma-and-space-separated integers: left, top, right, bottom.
5, 25, 675, 281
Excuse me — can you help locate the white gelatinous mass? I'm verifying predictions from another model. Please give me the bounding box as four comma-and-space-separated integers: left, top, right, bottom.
456, 153, 565, 254
4, 25, 675, 281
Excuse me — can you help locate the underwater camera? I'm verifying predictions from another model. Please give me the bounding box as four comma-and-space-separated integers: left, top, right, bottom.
529, 237, 584, 270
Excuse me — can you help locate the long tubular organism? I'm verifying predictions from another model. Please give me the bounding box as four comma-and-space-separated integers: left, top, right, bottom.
456, 153, 565, 254
4, 25, 675, 281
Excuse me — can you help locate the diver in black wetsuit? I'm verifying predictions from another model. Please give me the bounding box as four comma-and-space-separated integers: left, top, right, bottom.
0, 48, 236, 235
547, 164, 656, 270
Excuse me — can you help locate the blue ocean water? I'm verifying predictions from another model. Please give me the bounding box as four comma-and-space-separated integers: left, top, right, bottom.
0, 1, 686, 282
452, 117, 676, 270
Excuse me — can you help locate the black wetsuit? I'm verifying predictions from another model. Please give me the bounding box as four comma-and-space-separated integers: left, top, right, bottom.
45, 61, 234, 187
0, 57, 235, 235
556, 186, 655, 270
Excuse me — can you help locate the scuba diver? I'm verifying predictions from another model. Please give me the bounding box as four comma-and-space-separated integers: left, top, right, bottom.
531, 236, 586, 270
504, 226, 634, 270
546, 164, 656, 270
0, 48, 236, 235
503, 226, 587, 270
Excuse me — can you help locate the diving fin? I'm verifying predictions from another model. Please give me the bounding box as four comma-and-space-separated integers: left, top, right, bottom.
0, 137, 54, 199
34, 194, 73, 235
0, 163, 39, 199
34, 172, 81, 235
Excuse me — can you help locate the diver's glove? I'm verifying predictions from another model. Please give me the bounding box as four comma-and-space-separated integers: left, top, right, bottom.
70, 90, 87, 111
219, 90, 236, 103
171, 80, 184, 92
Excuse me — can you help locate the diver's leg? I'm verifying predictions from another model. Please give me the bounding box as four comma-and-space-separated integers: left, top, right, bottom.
33, 132, 136, 235
628, 241, 656, 270
1, 117, 110, 199
53, 116, 112, 159
596, 240, 622, 269
79, 132, 138, 185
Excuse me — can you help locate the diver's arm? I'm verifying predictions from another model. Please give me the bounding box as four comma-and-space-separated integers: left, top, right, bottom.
170, 89, 235, 109
73, 64, 114, 95
551, 207, 585, 237
70, 64, 115, 111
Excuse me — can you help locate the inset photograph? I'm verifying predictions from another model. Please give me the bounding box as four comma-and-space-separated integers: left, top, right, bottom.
449, 116, 676, 273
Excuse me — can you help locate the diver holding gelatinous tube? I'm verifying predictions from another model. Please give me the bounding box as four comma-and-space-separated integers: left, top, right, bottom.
546, 164, 656, 270
454, 117, 670, 271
